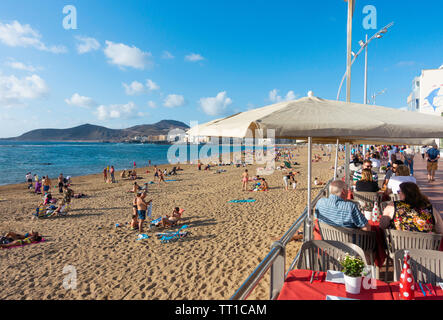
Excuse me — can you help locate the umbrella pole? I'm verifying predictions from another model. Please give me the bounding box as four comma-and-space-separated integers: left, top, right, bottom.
334, 139, 339, 179
345, 142, 350, 187
306, 137, 313, 241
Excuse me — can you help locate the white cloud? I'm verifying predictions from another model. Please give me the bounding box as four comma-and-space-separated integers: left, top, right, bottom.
285, 90, 297, 101
76, 36, 100, 54
269, 89, 298, 103
5, 60, 38, 72
65, 93, 96, 108
95, 102, 138, 120
147, 101, 157, 108
163, 94, 185, 108
185, 53, 205, 62
0, 20, 66, 53
199, 91, 233, 116
0, 74, 49, 107
146, 79, 159, 91
123, 81, 144, 95
162, 51, 175, 59
104, 40, 152, 70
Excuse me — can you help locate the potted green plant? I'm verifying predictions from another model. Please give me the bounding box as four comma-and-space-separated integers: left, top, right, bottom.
340, 254, 365, 294
380, 166, 387, 174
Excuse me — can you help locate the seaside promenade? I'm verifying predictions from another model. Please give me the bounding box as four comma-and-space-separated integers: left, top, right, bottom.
412, 155, 443, 219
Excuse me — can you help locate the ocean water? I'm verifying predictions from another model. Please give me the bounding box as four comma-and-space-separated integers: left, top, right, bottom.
0, 141, 260, 186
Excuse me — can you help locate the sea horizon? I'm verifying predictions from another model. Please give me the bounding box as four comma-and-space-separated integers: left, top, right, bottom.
0, 141, 275, 186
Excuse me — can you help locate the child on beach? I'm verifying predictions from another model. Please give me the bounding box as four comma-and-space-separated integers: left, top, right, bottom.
130, 196, 139, 230
242, 169, 249, 191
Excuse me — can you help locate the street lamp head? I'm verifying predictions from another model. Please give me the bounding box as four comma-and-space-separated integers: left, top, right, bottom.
376, 34, 383, 39
359, 40, 365, 47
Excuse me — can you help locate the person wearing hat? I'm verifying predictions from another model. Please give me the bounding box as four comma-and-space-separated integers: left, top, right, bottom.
426, 142, 440, 183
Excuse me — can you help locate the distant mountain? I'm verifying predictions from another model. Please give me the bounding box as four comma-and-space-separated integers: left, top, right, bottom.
4, 120, 190, 142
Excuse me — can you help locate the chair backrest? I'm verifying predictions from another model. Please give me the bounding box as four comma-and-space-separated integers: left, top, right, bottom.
353, 191, 380, 212
384, 229, 443, 256
389, 194, 400, 201
393, 249, 443, 285
318, 221, 376, 252
353, 191, 380, 203
297, 240, 368, 272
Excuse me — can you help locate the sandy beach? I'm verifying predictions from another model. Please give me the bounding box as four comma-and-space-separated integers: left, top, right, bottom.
0, 145, 343, 300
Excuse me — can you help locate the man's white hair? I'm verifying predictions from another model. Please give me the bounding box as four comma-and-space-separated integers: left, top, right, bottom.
329, 180, 347, 196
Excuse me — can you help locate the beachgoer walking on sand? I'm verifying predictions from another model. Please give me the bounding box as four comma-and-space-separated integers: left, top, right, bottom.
136, 192, 151, 233
242, 169, 249, 191
133, 161, 136, 168
158, 169, 166, 184
154, 167, 159, 183
103, 167, 107, 182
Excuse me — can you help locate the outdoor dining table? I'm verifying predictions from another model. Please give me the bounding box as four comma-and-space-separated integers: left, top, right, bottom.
277, 269, 394, 300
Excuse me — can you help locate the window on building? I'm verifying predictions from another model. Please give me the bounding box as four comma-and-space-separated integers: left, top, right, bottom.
416, 99, 420, 109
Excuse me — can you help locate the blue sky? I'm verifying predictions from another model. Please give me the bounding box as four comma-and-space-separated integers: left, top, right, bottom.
0, 0, 442, 137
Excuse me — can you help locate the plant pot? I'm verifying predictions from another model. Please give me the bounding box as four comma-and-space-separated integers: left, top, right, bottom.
344, 274, 362, 295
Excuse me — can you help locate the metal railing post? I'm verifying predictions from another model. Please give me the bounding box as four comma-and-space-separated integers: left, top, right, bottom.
269, 241, 285, 300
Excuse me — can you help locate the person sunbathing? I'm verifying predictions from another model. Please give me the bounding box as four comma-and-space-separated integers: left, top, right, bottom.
0, 231, 42, 248
158, 207, 184, 228
128, 182, 140, 193
314, 178, 325, 186
121, 170, 127, 179
53, 185, 74, 215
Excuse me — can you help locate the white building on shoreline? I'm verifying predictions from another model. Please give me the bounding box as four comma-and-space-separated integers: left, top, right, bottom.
407, 66, 443, 148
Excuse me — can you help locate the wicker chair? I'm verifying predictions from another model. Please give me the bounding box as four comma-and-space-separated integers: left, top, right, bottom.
297, 240, 368, 272
393, 249, 443, 285
317, 221, 377, 266
384, 229, 443, 281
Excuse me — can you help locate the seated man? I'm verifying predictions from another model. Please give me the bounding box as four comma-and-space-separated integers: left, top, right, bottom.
352, 160, 378, 185
315, 180, 370, 231
382, 160, 404, 190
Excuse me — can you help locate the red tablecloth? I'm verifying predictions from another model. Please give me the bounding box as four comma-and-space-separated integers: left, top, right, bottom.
389, 281, 443, 300
277, 269, 393, 300
313, 219, 387, 268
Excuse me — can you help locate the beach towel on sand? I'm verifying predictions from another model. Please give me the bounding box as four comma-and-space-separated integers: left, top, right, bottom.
147, 203, 152, 219
228, 199, 256, 203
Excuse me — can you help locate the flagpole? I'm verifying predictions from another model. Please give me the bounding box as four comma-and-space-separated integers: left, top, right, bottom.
346, 0, 354, 104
